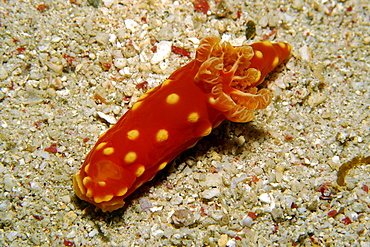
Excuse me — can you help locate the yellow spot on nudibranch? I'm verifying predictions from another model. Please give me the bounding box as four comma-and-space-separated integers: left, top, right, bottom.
278, 42, 287, 50
146, 87, 156, 94
187, 142, 198, 149
135, 181, 144, 189
132, 101, 142, 111
255, 50, 263, 59
166, 93, 179, 104
98, 181, 106, 187
254, 70, 261, 83
156, 129, 169, 142
103, 147, 114, 155
117, 187, 128, 197
209, 97, 216, 105
84, 164, 91, 173
86, 188, 93, 198
94, 194, 113, 204
188, 112, 200, 123
162, 79, 172, 87
262, 41, 273, 47
286, 43, 292, 52
99, 131, 107, 139
202, 126, 212, 136
272, 56, 280, 68
74, 171, 86, 195
158, 162, 168, 170
127, 129, 139, 140
96, 142, 107, 151
124, 152, 137, 163
135, 165, 145, 177
83, 176, 93, 186
137, 93, 148, 101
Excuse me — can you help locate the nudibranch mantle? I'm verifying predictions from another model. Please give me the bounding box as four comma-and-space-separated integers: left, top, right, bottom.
73, 37, 291, 212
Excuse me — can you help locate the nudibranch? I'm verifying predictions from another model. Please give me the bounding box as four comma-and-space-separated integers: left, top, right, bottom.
73, 37, 291, 212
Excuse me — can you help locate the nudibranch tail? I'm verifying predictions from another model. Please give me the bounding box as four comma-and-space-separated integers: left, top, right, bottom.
194, 37, 291, 122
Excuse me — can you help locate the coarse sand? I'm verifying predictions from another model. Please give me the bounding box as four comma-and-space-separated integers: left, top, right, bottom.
0, 0, 369, 246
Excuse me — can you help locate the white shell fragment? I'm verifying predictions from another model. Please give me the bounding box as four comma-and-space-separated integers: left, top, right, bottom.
150, 41, 172, 64
259, 193, 272, 204
96, 112, 117, 124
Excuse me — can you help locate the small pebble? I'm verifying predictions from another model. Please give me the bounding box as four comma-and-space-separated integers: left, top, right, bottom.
0, 65, 8, 80
308, 93, 326, 107
252, 167, 264, 176
202, 173, 223, 187
292, 0, 304, 10
29, 181, 41, 191
96, 112, 117, 124
218, 234, 228, 247
230, 174, 248, 188
171, 209, 196, 226
259, 193, 271, 204
96, 32, 110, 45
363, 36, 370, 45
60, 195, 71, 204
170, 194, 183, 205
34, 150, 50, 160
51, 35, 62, 43
88, 229, 98, 237
241, 215, 254, 227
103, 0, 116, 7
114, 58, 127, 69
66, 230, 76, 239
299, 45, 310, 62
5, 231, 18, 241
46, 62, 63, 75
151, 41, 172, 64
258, 16, 268, 27
0, 200, 11, 211
3, 174, 17, 191
152, 229, 164, 238
139, 198, 152, 211
125, 19, 139, 33
63, 211, 78, 226
271, 207, 285, 223
226, 239, 236, 247
201, 188, 221, 200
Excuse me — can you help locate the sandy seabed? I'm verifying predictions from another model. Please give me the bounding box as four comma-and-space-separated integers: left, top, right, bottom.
0, 0, 369, 246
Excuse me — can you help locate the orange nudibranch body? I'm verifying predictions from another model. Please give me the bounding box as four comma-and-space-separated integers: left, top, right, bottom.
73, 37, 291, 212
